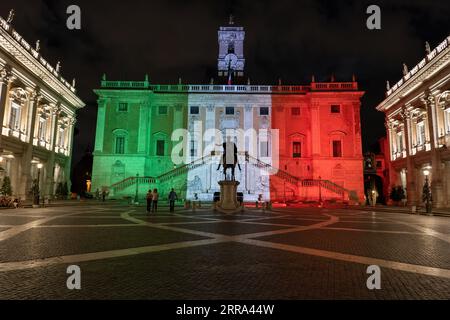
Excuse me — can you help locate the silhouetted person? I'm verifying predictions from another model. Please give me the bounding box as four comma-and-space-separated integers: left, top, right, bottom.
168, 188, 178, 212
102, 190, 106, 202
152, 188, 159, 213
146, 189, 153, 214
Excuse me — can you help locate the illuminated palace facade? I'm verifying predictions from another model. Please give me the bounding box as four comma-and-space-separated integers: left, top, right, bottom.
92, 20, 364, 202
0, 13, 84, 199
377, 35, 450, 208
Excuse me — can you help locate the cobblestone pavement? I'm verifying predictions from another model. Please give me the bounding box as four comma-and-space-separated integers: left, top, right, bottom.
0, 204, 449, 299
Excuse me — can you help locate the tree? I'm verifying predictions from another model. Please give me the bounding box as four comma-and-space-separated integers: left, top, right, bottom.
390, 186, 405, 204
0, 176, 12, 196
55, 182, 63, 200
62, 182, 69, 198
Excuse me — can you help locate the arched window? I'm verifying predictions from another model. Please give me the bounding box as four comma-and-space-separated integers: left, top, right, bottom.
8, 88, 28, 131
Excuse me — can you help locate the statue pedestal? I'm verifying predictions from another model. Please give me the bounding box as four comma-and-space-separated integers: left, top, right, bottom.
217, 180, 242, 213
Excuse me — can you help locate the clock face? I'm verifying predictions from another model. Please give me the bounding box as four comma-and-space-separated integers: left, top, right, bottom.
225, 53, 238, 69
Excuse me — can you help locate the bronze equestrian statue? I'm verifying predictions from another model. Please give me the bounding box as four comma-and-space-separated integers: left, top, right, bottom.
217, 141, 241, 180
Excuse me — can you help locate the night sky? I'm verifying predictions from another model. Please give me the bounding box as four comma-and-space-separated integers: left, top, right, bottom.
1, 0, 449, 166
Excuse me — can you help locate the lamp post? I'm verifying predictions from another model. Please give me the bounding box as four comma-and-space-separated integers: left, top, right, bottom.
134, 173, 139, 204
37, 163, 43, 205
423, 169, 432, 214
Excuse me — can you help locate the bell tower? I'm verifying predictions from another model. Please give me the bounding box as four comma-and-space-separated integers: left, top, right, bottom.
218, 15, 245, 79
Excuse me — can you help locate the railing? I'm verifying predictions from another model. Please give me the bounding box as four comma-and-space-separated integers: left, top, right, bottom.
387, 35, 450, 97
246, 155, 301, 185
111, 176, 157, 193
311, 82, 358, 91
158, 155, 213, 183
110, 154, 351, 200
100, 82, 359, 93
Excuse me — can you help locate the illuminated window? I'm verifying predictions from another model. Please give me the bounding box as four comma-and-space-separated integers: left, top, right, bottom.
293, 142, 301, 158
291, 108, 301, 116
190, 106, 199, 114
156, 140, 165, 156
225, 107, 234, 115
445, 109, 450, 134
260, 141, 269, 157
38, 117, 47, 141
331, 105, 341, 114
190, 140, 197, 157
332, 140, 342, 157
260, 107, 269, 115
9, 102, 21, 129
115, 136, 125, 154
58, 128, 65, 147
396, 132, 404, 152
159, 106, 168, 115
118, 102, 128, 112
417, 122, 426, 145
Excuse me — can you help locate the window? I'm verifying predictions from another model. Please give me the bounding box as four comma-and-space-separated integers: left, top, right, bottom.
417, 122, 426, 146
9, 102, 21, 129
190, 140, 197, 157
260, 141, 269, 157
396, 132, 404, 152
332, 140, 342, 157
156, 140, 165, 156
38, 118, 46, 141
293, 142, 301, 158
190, 106, 199, 114
260, 107, 269, 115
115, 136, 125, 154
331, 105, 341, 114
158, 106, 168, 115
225, 107, 234, 115
291, 108, 301, 116
228, 41, 235, 54
118, 102, 128, 112
58, 128, 65, 147
445, 109, 450, 134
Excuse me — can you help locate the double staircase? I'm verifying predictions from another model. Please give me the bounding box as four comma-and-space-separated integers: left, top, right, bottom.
109, 154, 354, 202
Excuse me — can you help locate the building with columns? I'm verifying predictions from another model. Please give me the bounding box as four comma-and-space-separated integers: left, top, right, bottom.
92, 19, 365, 203
0, 13, 85, 200
377, 35, 450, 208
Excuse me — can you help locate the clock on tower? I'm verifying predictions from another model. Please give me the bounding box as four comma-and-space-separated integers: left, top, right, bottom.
217, 15, 245, 79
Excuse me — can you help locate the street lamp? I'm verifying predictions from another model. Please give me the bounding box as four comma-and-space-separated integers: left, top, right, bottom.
37, 163, 43, 205
422, 169, 432, 214
134, 173, 139, 204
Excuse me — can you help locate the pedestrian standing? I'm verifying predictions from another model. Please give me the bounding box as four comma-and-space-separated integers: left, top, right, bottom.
102, 190, 106, 202
168, 188, 178, 212
146, 189, 153, 214
152, 188, 159, 213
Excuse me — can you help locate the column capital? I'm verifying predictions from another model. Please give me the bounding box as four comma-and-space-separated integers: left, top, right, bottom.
399, 109, 411, 121
421, 91, 436, 106
0, 65, 13, 84
385, 120, 394, 130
